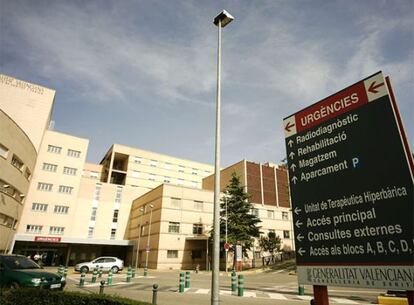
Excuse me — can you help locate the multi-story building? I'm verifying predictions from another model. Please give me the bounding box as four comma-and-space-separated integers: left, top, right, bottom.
0, 74, 55, 253
126, 160, 293, 270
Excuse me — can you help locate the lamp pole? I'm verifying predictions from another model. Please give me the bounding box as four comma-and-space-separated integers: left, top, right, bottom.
225, 194, 228, 274
134, 208, 144, 269
212, 10, 234, 305
145, 204, 154, 272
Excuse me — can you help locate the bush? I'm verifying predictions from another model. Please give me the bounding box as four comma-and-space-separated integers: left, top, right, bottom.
0, 288, 151, 305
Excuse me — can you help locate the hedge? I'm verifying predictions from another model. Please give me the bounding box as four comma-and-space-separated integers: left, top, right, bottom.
0, 288, 152, 305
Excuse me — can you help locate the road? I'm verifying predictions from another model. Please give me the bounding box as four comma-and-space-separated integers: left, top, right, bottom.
58, 267, 383, 305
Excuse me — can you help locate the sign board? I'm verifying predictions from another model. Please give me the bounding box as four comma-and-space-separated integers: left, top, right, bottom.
35, 236, 61, 243
236, 245, 243, 262
224, 242, 230, 251
284, 71, 414, 290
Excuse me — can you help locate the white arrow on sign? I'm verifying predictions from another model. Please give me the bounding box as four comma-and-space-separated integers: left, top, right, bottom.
288, 139, 294, 148
291, 176, 298, 184
297, 248, 306, 256
290, 163, 296, 172
295, 219, 303, 229
294, 207, 302, 215
289, 151, 295, 160
296, 233, 304, 242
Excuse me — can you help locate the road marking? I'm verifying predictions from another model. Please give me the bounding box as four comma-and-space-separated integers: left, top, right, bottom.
296, 295, 313, 301
268, 293, 288, 300
220, 290, 232, 295
243, 291, 256, 298
195, 289, 209, 294
330, 298, 359, 304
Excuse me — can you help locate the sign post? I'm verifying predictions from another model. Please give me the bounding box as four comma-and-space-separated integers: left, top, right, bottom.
284, 72, 413, 304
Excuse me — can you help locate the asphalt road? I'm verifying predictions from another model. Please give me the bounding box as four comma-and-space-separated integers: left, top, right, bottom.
58, 267, 383, 305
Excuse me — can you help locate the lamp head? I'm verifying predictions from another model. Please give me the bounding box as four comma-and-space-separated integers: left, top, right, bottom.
213, 10, 234, 28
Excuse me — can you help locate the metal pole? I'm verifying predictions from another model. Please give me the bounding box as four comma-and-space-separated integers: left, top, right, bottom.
145, 206, 153, 270
135, 209, 143, 269
225, 195, 228, 274
211, 17, 222, 305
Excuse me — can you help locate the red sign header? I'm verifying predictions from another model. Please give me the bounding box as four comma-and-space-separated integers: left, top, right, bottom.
35, 236, 61, 243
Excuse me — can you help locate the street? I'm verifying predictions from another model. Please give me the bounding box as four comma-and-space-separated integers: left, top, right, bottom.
60, 267, 383, 305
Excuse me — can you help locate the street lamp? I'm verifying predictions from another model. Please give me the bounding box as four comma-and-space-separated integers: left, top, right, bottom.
212, 9, 234, 305
144, 204, 154, 276
224, 194, 229, 274
134, 207, 144, 269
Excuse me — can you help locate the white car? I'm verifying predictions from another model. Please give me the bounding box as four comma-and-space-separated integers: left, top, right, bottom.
75, 257, 124, 274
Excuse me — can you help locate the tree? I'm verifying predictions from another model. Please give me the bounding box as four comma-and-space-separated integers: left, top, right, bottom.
258, 231, 282, 263
219, 172, 262, 267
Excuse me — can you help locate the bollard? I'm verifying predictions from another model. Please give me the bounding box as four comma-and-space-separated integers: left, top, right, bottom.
91, 267, 98, 283
79, 271, 85, 287
238, 274, 244, 297
179, 272, 185, 293
126, 266, 132, 282
132, 268, 136, 278
152, 284, 158, 305
231, 270, 237, 292
107, 269, 113, 286
58, 265, 64, 276
144, 267, 148, 277
185, 271, 190, 288
62, 266, 68, 281
298, 284, 305, 296
98, 266, 103, 278
99, 280, 105, 294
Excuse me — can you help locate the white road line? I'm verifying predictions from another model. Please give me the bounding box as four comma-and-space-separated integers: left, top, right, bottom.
296, 295, 313, 301
268, 293, 288, 300
243, 291, 256, 298
220, 290, 232, 295
330, 298, 359, 304
195, 289, 209, 294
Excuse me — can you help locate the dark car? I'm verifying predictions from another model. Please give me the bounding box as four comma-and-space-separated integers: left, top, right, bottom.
0, 254, 65, 289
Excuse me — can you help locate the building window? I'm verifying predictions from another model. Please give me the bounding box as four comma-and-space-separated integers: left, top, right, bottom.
132, 171, 140, 178
90, 171, 98, 179
163, 177, 171, 183
11, 155, 24, 171
47, 145, 61, 154
54, 205, 69, 214
177, 179, 184, 185
63, 166, 77, 176
32, 203, 48, 212
191, 181, 198, 188
94, 184, 102, 200
24, 168, 31, 180
269, 229, 275, 235
88, 227, 94, 238
67, 149, 81, 158
193, 224, 203, 235
37, 182, 53, 192
191, 250, 202, 259
0, 143, 9, 159
110, 229, 116, 239
178, 166, 185, 173
58, 185, 73, 194
170, 197, 181, 207
282, 211, 289, 220
164, 162, 172, 170
42, 163, 57, 172
90, 207, 98, 221
148, 174, 156, 181
251, 208, 259, 217
283, 230, 290, 239
168, 222, 180, 233
192, 169, 198, 175
194, 200, 203, 210
0, 213, 15, 228
134, 156, 142, 164
150, 160, 157, 167
115, 187, 122, 203
267, 210, 274, 219
112, 209, 119, 223
167, 250, 178, 258
50, 226, 64, 235
26, 224, 42, 234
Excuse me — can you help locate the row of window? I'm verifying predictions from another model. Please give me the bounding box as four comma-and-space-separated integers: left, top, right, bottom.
87, 227, 117, 240
0, 179, 25, 203
131, 171, 199, 187
26, 225, 65, 235
42, 163, 77, 176
132, 156, 212, 176
169, 198, 206, 210
47, 145, 81, 158
37, 183, 74, 194
32, 203, 69, 214
251, 208, 289, 220
0, 143, 32, 180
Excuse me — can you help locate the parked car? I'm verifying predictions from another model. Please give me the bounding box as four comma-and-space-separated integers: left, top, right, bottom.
74, 256, 123, 273
0, 254, 65, 289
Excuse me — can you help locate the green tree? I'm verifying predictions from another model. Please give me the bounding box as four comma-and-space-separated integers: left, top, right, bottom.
219, 172, 261, 267
258, 231, 282, 262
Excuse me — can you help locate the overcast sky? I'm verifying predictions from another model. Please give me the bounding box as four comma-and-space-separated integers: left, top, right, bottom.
1, 0, 413, 166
